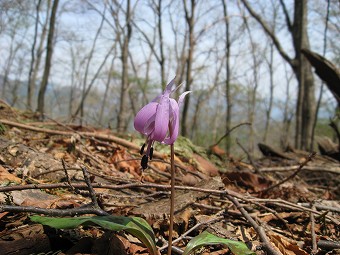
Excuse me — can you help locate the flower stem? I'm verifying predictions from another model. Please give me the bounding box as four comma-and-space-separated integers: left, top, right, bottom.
167, 143, 175, 255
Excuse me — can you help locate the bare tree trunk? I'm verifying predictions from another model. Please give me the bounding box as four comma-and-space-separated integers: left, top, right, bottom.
155, 0, 166, 88
222, 0, 232, 154
1, 21, 26, 99
241, 0, 315, 150
310, 0, 330, 150
77, 7, 106, 124
168, 4, 188, 86
263, 1, 278, 143
244, 17, 261, 156
292, 0, 315, 150
27, 0, 41, 110
263, 42, 274, 143
117, 0, 132, 133
28, 0, 51, 111
36, 0, 59, 117
10, 56, 25, 107
281, 64, 294, 148
27, 0, 51, 110
181, 0, 196, 137
99, 57, 115, 125
133, 0, 166, 89
72, 44, 115, 119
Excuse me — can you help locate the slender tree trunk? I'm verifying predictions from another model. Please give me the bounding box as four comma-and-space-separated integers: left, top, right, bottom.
117, 0, 132, 133
157, 0, 166, 89
36, 0, 59, 117
243, 14, 261, 156
29, 0, 51, 111
27, 0, 45, 110
181, 0, 195, 137
1, 23, 26, 98
99, 57, 115, 125
264, 43, 274, 143
72, 44, 114, 119
281, 64, 294, 148
222, 0, 232, 154
78, 6, 106, 123
68, 47, 76, 118
1, 40, 16, 98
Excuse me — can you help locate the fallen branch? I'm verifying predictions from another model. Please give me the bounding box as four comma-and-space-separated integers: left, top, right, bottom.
225, 194, 282, 255
0, 205, 107, 216
310, 204, 318, 254
259, 165, 340, 175
261, 152, 316, 193
0, 119, 164, 158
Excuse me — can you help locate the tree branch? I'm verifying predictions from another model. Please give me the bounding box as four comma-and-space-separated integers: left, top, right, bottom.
278, 0, 292, 31
240, 0, 293, 67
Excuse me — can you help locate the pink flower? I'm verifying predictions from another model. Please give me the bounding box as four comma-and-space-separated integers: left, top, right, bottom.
134, 77, 191, 169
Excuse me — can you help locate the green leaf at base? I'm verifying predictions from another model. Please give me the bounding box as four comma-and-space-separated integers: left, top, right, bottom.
30, 215, 158, 255
182, 231, 255, 255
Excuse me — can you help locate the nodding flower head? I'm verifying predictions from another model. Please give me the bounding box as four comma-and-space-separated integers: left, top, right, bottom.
134, 76, 191, 169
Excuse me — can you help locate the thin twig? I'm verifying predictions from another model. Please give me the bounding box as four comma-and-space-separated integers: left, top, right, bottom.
81, 166, 100, 208
212, 122, 251, 147
298, 203, 340, 213
310, 204, 318, 254
262, 152, 316, 193
236, 138, 261, 174
259, 165, 340, 175
225, 194, 282, 255
61, 159, 76, 193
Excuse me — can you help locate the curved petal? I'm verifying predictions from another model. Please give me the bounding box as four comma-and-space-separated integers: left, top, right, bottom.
164, 76, 176, 96
170, 82, 184, 94
164, 98, 179, 145
134, 102, 158, 134
143, 113, 156, 135
152, 95, 170, 142
178, 91, 192, 108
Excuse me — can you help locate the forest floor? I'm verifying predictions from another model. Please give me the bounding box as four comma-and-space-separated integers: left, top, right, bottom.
0, 100, 339, 255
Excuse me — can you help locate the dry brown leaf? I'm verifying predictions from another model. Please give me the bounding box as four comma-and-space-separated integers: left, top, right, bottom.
193, 153, 219, 177
0, 165, 22, 183
222, 171, 273, 192
258, 212, 304, 223
270, 233, 308, 255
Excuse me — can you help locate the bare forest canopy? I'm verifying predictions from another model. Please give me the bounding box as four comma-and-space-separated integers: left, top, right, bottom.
0, 0, 340, 154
